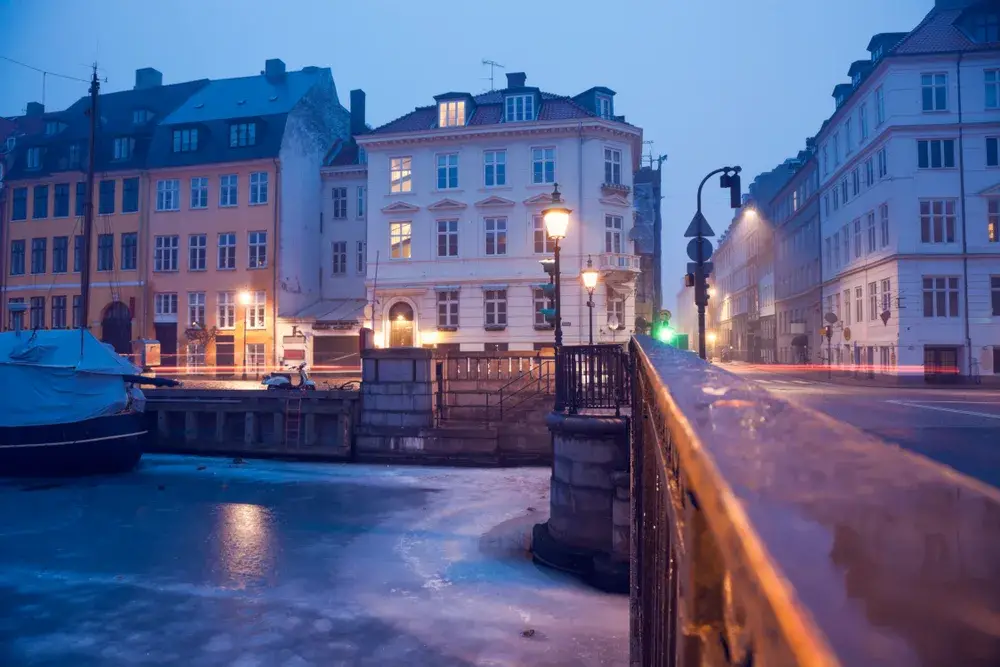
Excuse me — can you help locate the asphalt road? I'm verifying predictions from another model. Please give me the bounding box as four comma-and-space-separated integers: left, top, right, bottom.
728, 365, 1000, 489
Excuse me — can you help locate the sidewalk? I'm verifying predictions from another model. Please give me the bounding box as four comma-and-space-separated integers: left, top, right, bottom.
721, 361, 1000, 390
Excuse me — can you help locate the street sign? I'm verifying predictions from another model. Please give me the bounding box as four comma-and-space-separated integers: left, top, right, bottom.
683, 211, 715, 238
687, 261, 713, 276
686, 237, 713, 263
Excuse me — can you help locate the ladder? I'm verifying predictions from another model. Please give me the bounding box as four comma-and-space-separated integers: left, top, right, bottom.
285, 398, 303, 447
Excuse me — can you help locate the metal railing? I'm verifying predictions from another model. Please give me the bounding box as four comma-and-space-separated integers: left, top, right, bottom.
599, 252, 642, 272
435, 353, 554, 424
555, 344, 630, 415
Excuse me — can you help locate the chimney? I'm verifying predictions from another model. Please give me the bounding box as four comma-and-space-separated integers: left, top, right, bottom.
505, 72, 527, 89
134, 68, 163, 90
25, 102, 44, 117
350, 89, 366, 136
264, 59, 286, 82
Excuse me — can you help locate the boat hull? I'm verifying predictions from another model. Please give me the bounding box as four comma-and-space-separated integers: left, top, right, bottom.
0, 411, 146, 477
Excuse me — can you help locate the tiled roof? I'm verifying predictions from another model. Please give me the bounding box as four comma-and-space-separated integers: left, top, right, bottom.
893, 7, 998, 55
327, 139, 361, 166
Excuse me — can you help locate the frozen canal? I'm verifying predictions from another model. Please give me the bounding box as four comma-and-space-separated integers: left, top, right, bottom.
0, 455, 627, 666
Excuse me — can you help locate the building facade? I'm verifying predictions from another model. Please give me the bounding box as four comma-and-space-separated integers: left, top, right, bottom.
356, 72, 643, 352
816, 1, 1000, 380
633, 161, 664, 332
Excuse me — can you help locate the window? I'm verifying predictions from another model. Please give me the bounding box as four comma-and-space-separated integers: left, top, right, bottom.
824, 194, 830, 217
973, 13, 1000, 42
876, 86, 885, 125
598, 95, 612, 119
853, 218, 862, 258
852, 168, 860, 196
855, 286, 863, 324
824, 238, 832, 272
217, 292, 236, 329
990, 200, 1000, 243
484, 289, 507, 327
357, 186, 366, 218
845, 118, 853, 153
45, 121, 59, 135
68, 144, 81, 169
868, 282, 878, 321
390, 157, 412, 193
188, 292, 206, 327
485, 217, 507, 256
843, 290, 852, 326
30, 238, 46, 274
986, 70, 1000, 109
154, 235, 179, 272
53, 183, 69, 217
921, 73, 948, 112
33, 185, 48, 219
922, 277, 960, 318
73, 235, 83, 272
220, 175, 238, 207
249, 172, 268, 205
75, 183, 85, 216
229, 122, 256, 147
832, 132, 840, 165
484, 150, 506, 186
186, 343, 206, 370
988, 137, 1000, 167
822, 146, 829, 176
920, 200, 957, 243
218, 233, 236, 269
860, 104, 869, 141
881, 279, 892, 314
390, 222, 412, 259
505, 95, 534, 122
867, 212, 876, 253
438, 100, 466, 127
190, 177, 209, 209
865, 158, 875, 187
247, 291, 266, 330
113, 137, 134, 161
172, 128, 198, 152
608, 291, 625, 327
533, 215, 555, 254
993, 277, 1000, 316
51, 296, 67, 329
188, 234, 207, 270
531, 147, 555, 184
30, 297, 44, 330
9, 240, 24, 275
122, 177, 139, 213
249, 231, 267, 268
436, 153, 459, 190
156, 179, 180, 211
7, 298, 24, 330
437, 290, 459, 328
436, 220, 459, 257
72, 296, 82, 328
247, 344, 265, 372
154, 293, 178, 318
26, 147, 41, 170
533, 288, 553, 328
332, 187, 348, 219
121, 232, 137, 270
604, 148, 622, 184
99, 179, 115, 214
605, 215, 623, 253
840, 179, 848, 204
332, 241, 347, 275
12, 187, 27, 220
52, 236, 68, 273
97, 234, 114, 271
918, 139, 956, 169
877, 147, 888, 178
841, 227, 849, 265
356, 241, 366, 274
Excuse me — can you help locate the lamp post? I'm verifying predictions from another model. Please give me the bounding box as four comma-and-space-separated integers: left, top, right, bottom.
581, 255, 599, 345
239, 290, 251, 380
541, 184, 570, 347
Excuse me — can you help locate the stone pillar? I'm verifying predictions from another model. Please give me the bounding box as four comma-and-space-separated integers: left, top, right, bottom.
355, 348, 434, 459
531, 412, 629, 594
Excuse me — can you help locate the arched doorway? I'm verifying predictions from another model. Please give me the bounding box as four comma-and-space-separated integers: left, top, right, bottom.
388, 301, 415, 348
101, 301, 132, 354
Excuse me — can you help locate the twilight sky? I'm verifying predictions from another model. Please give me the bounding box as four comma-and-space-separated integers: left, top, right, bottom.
0, 0, 930, 314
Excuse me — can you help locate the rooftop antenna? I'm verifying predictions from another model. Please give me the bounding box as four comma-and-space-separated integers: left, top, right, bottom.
482, 59, 505, 91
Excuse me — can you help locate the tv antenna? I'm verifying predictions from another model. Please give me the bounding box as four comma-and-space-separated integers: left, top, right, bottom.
482, 59, 505, 91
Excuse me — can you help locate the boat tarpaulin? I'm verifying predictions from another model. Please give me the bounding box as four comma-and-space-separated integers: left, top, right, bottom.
0, 329, 143, 428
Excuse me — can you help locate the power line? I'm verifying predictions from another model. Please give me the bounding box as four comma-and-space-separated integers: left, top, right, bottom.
0, 55, 90, 83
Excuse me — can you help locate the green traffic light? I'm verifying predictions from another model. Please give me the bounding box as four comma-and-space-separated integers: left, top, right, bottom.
654, 324, 676, 344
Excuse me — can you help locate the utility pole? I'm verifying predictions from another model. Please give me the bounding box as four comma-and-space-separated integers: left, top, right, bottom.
80, 64, 99, 336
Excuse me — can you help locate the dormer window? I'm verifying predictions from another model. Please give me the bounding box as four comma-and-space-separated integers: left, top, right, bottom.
872, 45, 884, 62
972, 13, 1000, 43
113, 137, 134, 161
438, 100, 466, 128
852, 72, 861, 87
133, 109, 153, 125
172, 128, 199, 153
836, 95, 845, 108
504, 94, 534, 122
230, 122, 257, 147
44, 121, 62, 135
597, 95, 612, 119
26, 147, 41, 170
68, 144, 81, 169
358, 147, 367, 164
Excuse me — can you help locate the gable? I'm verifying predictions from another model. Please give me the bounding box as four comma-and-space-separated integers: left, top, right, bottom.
523, 192, 556, 207
474, 195, 516, 209
380, 200, 420, 214
427, 198, 468, 211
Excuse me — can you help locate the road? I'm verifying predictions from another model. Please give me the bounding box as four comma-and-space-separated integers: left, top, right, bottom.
727, 365, 1000, 489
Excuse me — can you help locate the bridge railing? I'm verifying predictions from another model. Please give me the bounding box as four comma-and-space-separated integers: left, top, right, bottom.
629, 334, 1000, 666
555, 343, 630, 415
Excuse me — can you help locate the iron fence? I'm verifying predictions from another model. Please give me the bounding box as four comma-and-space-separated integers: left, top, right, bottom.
554, 344, 630, 415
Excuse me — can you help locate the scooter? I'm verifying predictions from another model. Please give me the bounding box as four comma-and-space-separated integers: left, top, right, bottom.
261, 362, 317, 391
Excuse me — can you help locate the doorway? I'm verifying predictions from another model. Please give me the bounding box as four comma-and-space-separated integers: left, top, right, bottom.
924, 346, 960, 383
101, 301, 132, 354
388, 302, 415, 348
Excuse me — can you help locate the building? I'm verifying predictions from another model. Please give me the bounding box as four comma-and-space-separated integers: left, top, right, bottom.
633, 160, 665, 332
673, 276, 697, 345
0, 109, 45, 281
770, 143, 822, 365
815, 0, 1000, 381
143, 59, 349, 374
355, 72, 644, 351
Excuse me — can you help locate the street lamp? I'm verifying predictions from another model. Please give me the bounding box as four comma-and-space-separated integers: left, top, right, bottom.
541, 183, 570, 347
239, 290, 251, 380
707, 331, 717, 360
580, 255, 599, 345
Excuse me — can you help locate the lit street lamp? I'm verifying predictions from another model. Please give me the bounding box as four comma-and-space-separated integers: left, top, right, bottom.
707, 331, 717, 359
541, 184, 570, 348
580, 255, 599, 345
239, 290, 251, 380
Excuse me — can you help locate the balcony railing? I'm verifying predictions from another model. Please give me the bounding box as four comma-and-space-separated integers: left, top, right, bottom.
599, 252, 641, 273
554, 344, 630, 415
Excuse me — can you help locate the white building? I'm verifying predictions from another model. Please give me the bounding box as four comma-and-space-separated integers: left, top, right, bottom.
816, 1, 1000, 381
355, 72, 643, 352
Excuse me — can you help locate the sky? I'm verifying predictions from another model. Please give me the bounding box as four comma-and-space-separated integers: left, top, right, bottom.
0, 0, 932, 315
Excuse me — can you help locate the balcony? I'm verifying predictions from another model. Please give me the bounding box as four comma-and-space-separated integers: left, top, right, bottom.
599, 252, 641, 273
601, 182, 631, 197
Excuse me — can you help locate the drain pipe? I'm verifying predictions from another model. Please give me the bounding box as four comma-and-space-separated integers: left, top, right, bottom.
957, 53, 973, 378
577, 121, 585, 345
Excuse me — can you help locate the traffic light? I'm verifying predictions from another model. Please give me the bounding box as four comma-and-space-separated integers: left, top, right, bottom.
822, 325, 833, 339
684, 273, 695, 288
653, 322, 676, 344
720, 171, 742, 209
539, 307, 557, 327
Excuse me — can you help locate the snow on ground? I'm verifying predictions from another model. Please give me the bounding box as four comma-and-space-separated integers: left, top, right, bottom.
0, 455, 627, 666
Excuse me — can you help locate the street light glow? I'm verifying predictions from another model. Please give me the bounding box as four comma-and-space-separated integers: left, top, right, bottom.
581, 256, 599, 290
239, 290, 252, 305
708, 287, 717, 297
707, 332, 718, 344
542, 183, 571, 240
743, 208, 758, 221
